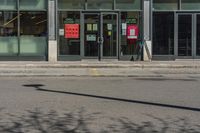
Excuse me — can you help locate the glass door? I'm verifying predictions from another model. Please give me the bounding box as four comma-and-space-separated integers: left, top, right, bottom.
177, 14, 192, 57
83, 13, 118, 60
84, 13, 100, 58
102, 13, 118, 58
176, 13, 200, 58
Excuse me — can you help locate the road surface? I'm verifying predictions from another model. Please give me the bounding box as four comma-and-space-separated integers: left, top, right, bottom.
0, 76, 200, 133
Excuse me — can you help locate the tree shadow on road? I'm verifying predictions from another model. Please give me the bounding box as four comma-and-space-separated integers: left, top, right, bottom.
14, 84, 200, 132
0, 108, 200, 133
107, 115, 200, 133
0, 108, 100, 133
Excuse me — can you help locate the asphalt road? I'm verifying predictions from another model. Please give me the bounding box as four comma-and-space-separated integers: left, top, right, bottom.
0, 76, 200, 133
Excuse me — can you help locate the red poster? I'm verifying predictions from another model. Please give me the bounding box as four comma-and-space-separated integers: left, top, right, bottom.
127, 25, 138, 40
65, 24, 79, 39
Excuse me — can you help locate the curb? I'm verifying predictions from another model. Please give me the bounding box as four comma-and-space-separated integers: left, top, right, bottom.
0, 64, 200, 69
0, 74, 164, 78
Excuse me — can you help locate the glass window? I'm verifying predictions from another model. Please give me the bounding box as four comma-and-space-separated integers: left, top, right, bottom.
116, 0, 141, 10
58, 12, 80, 55
20, 12, 47, 55
178, 15, 192, 56
120, 12, 141, 55
0, 11, 18, 55
153, 12, 174, 55
197, 15, 200, 56
153, 0, 178, 10
0, 0, 17, 10
87, 0, 113, 10
19, 0, 47, 10
58, 0, 84, 9
181, 0, 200, 10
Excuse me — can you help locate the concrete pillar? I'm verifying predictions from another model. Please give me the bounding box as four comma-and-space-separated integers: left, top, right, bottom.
143, 41, 152, 61
143, 0, 152, 61
48, 0, 57, 62
48, 40, 57, 62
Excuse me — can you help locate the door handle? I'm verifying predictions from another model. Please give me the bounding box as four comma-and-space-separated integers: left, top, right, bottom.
97, 37, 101, 44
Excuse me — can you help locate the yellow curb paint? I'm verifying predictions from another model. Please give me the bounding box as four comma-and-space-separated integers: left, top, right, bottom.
89, 68, 100, 76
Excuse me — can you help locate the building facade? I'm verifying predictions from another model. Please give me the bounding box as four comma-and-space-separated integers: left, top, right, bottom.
152, 0, 200, 60
0, 0, 47, 61
0, 0, 199, 61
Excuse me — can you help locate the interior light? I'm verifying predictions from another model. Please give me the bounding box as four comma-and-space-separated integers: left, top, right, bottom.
31, 16, 36, 19
35, 19, 47, 25
3, 14, 22, 27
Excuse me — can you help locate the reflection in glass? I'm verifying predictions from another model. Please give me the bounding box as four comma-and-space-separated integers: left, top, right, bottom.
20, 12, 47, 55
87, 0, 113, 9
178, 15, 192, 56
181, 0, 200, 10
0, 0, 17, 10
20, 37, 46, 55
0, 11, 18, 54
197, 15, 200, 56
153, 12, 174, 55
153, 0, 178, 10
116, 0, 141, 10
58, 0, 84, 9
19, 0, 46, 10
58, 12, 80, 55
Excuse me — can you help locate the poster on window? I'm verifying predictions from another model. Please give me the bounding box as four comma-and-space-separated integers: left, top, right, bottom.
87, 24, 92, 31
65, 24, 79, 39
127, 25, 138, 40
93, 24, 98, 31
122, 23, 127, 35
59, 29, 64, 36
86, 34, 96, 41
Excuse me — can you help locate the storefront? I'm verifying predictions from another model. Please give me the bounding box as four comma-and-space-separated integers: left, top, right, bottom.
57, 0, 143, 61
2, 0, 200, 61
0, 0, 147, 62
0, 0, 47, 61
152, 0, 200, 60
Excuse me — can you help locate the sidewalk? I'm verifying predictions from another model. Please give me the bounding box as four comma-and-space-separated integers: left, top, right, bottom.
0, 60, 200, 77
0, 60, 200, 68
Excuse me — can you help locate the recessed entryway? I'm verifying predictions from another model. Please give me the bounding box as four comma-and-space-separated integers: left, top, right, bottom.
83, 12, 118, 60
176, 13, 200, 59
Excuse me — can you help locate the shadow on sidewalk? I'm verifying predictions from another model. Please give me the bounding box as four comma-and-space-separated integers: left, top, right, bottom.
23, 84, 200, 112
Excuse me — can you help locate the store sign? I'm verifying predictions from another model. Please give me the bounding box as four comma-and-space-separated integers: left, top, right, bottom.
64, 18, 74, 24
126, 18, 137, 24
65, 24, 79, 39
